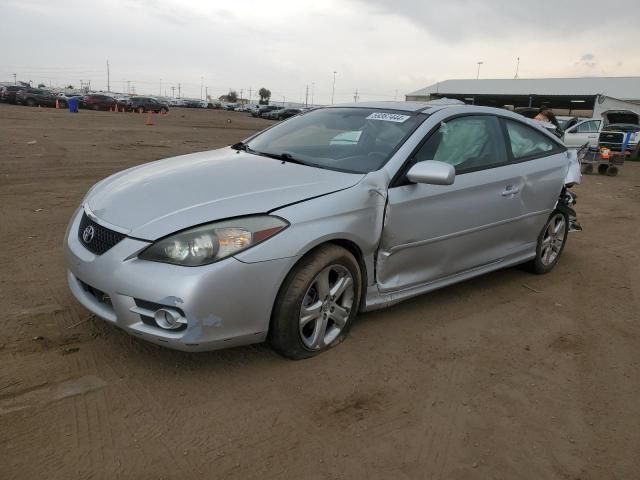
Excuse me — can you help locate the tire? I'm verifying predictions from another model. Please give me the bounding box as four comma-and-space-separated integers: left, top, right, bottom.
525, 210, 569, 274
597, 164, 609, 175
607, 165, 619, 176
269, 245, 362, 360
160, 107, 168, 114
25, 98, 36, 107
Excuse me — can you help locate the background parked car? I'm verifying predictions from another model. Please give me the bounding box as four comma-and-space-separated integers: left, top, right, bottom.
275, 108, 302, 120
252, 105, 280, 117
1, 85, 25, 104
183, 98, 204, 108
563, 110, 640, 151
262, 108, 286, 119
15, 88, 59, 107
81, 94, 117, 111
222, 103, 239, 111
126, 97, 169, 113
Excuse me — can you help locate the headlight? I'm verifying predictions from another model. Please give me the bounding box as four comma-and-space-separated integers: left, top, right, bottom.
138, 216, 288, 266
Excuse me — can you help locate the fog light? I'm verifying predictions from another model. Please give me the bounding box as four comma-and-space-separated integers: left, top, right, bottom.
154, 308, 186, 330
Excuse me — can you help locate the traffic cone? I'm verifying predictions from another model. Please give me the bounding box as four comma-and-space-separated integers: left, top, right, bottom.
145, 111, 153, 126
55, 98, 60, 109
38, 104, 42, 112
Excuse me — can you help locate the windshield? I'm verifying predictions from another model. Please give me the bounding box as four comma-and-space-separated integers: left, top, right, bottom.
246, 107, 425, 173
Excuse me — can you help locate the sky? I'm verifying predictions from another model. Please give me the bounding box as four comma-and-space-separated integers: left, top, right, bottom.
1, 0, 639, 103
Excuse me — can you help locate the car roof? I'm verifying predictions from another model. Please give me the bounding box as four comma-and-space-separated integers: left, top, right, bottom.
328, 99, 466, 113
325, 102, 554, 122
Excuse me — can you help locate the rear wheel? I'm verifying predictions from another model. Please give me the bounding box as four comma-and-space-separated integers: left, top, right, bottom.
607, 165, 619, 176
526, 211, 569, 274
269, 245, 361, 360
25, 98, 36, 107
597, 164, 609, 175
160, 107, 168, 114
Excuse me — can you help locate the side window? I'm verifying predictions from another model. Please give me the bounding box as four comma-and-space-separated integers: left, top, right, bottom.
414, 115, 507, 172
576, 120, 600, 133
504, 120, 559, 160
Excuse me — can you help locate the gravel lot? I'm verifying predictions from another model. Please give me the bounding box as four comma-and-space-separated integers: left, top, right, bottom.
0, 104, 639, 479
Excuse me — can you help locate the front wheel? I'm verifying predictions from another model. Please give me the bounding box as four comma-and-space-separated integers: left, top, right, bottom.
526, 211, 569, 274
269, 245, 361, 360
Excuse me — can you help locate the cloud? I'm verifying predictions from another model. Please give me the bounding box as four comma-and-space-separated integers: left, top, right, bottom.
0, 0, 638, 101
353, 0, 639, 43
577, 54, 597, 69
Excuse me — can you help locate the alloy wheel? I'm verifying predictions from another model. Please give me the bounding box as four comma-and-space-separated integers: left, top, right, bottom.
299, 264, 354, 350
540, 213, 566, 266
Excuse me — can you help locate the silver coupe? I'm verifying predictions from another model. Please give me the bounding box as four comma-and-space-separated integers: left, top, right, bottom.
65, 102, 580, 359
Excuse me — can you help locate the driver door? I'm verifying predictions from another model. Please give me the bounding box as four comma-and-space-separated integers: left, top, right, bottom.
377, 115, 526, 292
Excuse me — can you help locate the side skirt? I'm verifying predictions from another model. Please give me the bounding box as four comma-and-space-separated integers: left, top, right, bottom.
363, 248, 536, 312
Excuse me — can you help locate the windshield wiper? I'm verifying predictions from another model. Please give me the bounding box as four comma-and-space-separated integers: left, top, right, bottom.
251, 150, 308, 166
231, 141, 252, 152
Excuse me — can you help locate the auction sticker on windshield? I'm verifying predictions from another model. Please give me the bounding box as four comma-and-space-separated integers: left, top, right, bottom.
366, 112, 411, 123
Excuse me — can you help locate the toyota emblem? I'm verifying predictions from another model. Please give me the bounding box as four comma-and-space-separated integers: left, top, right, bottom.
82, 225, 95, 243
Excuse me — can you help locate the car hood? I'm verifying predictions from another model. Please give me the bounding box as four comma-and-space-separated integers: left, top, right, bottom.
86, 148, 364, 240
603, 110, 639, 126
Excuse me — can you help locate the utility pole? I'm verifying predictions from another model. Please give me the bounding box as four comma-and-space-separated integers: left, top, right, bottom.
13, 73, 16, 85
476, 61, 484, 80
171, 86, 175, 97
239, 89, 244, 103
514, 57, 520, 79
282, 96, 285, 107
159, 78, 162, 96
205, 86, 208, 100
200, 77, 203, 100
248, 88, 252, 104
353, 88, 359, 103
127, 80, 131, 94
305, 85, 309, 107
331, 71, 337, 105
178, 83, 181, 98
106, 60, 110, 92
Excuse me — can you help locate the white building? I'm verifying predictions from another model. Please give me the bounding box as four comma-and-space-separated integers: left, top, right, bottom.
406, 77, 640, 115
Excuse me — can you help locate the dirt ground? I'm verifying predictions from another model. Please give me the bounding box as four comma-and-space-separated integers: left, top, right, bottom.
0, 103, 638, 480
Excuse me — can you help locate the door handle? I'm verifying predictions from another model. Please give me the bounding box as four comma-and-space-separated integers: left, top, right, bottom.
501, 186, 520, 196
587, 135, 597, 139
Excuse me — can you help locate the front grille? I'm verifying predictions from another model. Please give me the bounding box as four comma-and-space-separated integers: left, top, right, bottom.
599, 132, 624, 151
78, 212, 126, 255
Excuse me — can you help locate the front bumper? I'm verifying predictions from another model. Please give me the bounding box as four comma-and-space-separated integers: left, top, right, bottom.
65, 208, 295, 352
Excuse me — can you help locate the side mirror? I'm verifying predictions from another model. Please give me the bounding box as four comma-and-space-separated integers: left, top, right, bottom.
406, 160, 455, 185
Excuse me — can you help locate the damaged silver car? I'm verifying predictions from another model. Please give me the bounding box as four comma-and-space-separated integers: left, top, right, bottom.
65, 102, 580, 359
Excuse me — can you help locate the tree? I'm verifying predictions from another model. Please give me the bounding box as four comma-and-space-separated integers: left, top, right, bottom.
219, 90, 238, 103
37, 83, 46, 88
258, 88, 271, 105
66, 85, 74, 89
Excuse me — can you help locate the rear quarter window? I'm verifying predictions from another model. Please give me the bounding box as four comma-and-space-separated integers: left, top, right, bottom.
504, 119, 562, 160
